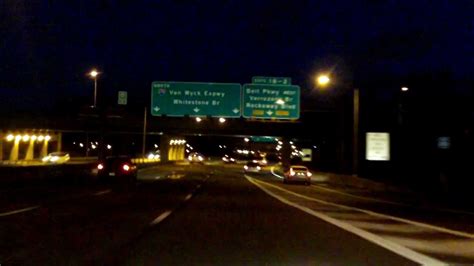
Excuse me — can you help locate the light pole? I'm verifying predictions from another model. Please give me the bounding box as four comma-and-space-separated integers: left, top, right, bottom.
315, 74, 359, 175
89, 69, 100, 107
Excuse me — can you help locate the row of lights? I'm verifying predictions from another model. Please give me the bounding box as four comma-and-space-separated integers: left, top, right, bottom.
5, 134, 51, 142
236, 149, 256, 155
74, 142, 112, 150
195, 117, 226, 123
169, 139, 186, 145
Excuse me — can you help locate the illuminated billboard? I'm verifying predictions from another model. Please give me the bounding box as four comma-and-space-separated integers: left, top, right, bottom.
366, 132, 390, 161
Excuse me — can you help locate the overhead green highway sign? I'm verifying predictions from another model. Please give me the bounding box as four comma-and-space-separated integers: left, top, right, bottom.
242, 84, 300, 120
252, 76, 292, 85
151, 82, 242, 117
250, 136, 278, 143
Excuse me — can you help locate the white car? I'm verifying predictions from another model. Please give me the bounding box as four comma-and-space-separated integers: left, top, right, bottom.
222, 155, 236, 163
283, 165, 312, 185
244, 162, 261, 173
188, 152, 204, 163
42, 152, 70, 164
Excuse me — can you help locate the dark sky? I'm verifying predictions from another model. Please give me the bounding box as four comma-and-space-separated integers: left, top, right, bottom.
1, 0, 474, 111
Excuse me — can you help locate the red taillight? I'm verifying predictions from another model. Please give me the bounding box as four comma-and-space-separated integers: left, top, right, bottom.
97, 163, 104, 170
122, 164, 130, 171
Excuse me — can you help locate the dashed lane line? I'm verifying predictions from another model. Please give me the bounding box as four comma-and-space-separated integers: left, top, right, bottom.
0, 206, 40, 217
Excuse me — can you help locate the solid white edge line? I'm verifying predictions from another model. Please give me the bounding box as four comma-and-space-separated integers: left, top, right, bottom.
255, 177, 474, 239
245, 175, 445, 265
184, 193, 193, 201
150, 210, 173, 226
273, 167, 474, 217
0, 205, 40, 217
270, 166, 284, 179
310, 184, 412, 207
311, 184, 474, 217
93, 189, 112, 196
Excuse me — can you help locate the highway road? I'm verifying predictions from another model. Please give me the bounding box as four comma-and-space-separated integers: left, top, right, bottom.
1, 164, 474, 265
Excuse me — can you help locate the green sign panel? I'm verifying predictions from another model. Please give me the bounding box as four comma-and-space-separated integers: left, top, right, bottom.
118, 91, 127, 105
251, 136, 278, 143
151, 82, 241, 117
243, 84, 300, 119
252, 76, 291, 85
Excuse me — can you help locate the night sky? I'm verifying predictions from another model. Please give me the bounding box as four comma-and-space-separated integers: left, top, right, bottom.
1, 0, 474, 112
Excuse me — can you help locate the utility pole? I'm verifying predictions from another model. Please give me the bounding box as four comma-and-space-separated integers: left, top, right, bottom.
353, 88, 360, 176
142, 107, 147, 157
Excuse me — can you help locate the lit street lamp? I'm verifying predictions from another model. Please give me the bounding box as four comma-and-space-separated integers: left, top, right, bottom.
401, 87, 409, 92
316, 74, 330, 87
89, 69, 100, 107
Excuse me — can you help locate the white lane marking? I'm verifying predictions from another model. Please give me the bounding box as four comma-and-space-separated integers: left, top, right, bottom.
245, 175, 445, 265
93, 189, 111, 196
311, 185, 474, 216
253, 177, 474, 239
150, 210, 173, 226
270, 166, 284, 179
149, 183, 202, 226
184, 193, 193, 201
271, 166, 474, 217
0, 205, 40, 217
311, 184, 412, 207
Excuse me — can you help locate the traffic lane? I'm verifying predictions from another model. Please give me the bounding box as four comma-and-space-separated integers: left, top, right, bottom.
0, 178, 111, 216
0, 164, 209, 214
259, 169, 474, 234
118, 167, 415, 266
248, 175, 474, 263
0, 170, 208, 265
137, 163, 215, 181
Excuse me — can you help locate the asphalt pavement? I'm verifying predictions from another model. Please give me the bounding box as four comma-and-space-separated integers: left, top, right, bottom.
1, 164, 473, 265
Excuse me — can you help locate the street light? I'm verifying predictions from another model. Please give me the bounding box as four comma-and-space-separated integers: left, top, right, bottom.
316, 74, 330, 87
89, 69, 100, 107
401, 87, 409, 92
6, 134, 14, 141
315, 73, 359, 175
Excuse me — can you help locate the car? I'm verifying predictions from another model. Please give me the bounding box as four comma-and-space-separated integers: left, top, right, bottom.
283, 165, 312, 185
188, 152, 205, 163
244, 161, 261, 173
222, 155, 236, 163
249, 155, 268, 166
42, 152, 70, 164
97, 156, 137, 183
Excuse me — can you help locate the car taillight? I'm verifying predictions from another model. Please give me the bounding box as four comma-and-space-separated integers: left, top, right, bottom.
122, 164, 130, 171
97, 163, 104, 170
